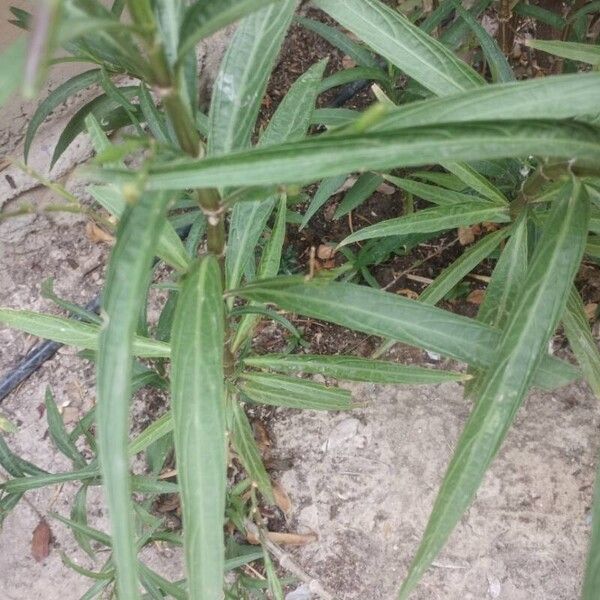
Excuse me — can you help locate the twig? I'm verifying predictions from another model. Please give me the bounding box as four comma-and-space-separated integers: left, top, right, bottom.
244, 520, 335, 600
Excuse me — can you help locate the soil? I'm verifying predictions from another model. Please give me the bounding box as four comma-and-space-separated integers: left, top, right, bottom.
1, 2, 600, 600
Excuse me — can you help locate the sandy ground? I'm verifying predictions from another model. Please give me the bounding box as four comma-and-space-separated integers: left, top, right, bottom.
1, 5, 599, 600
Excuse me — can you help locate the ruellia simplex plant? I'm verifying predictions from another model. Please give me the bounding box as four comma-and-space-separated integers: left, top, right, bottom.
1, 0, 600, 598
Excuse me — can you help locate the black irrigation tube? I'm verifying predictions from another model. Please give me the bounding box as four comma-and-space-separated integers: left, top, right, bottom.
0, 75, 381, 404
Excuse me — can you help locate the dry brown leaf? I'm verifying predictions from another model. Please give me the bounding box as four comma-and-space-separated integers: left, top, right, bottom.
467, 289, 486, 305
267, 531, 317, 546
342, 55, 357, 69
272, 480, 293, 515
317, 244, 336, 260
398, 288, 419, 300
86, 222, 114, 244
61, 405, 79, 425
377, 182, 395, 195
458, 226, 476, 246
585, 303, 598, 321
252, 420, 272, 460
31, 518, 52, 562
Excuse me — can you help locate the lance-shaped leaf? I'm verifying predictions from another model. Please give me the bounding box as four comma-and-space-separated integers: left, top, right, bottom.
525, 39, 600, 65
231, 400, 274, 503
300, 174, 347, 229
178, 0, 281, 59
208, 0, 296, 157
244, 354, 469, 384
419, 228, 510, 306
230, 276, 578, 390
314, 0, 483, 96
96, 191, 171, 600
563, 287, 600, 398
239, 373, 352, 411
340, 201, 510, 246
440, 162, 509, 206
0, 309, 170, 357
226, 59, 327, 290
170, 257, 226, 600
94, 121, 600, 191
398, 179, 589, 599
371, 72, 600, 130
334, 172, 384, 219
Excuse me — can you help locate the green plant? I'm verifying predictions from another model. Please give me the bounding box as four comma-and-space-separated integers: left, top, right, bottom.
1, 0, 600, 598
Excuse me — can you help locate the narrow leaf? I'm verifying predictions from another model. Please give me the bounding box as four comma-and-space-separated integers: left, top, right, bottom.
170, 257, 226, 600
300, 174, 347, 229
334, 172, 383, 219
525, 39, 600, 65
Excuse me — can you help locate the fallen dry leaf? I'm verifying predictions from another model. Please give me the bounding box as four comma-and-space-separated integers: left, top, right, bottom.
467, 289, 486, 305
458, 226, 476, 246
585, 303, 598, 321
61, 405, 79, 425
398, 288, 419, 300
317, 244, 336, 260
342, 55, 357, 69
31, 518, 52, 562
377, 182, 395, 195
252, 420, 271, 458
272, 480, 293, 515
86, 222, 114, 244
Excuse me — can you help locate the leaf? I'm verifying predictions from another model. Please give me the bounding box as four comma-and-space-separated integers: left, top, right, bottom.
71, 485, 95, 559
244, 354, 469, 384
295, 16, 380, 69
31, 518, 52, 562
24, 69, 101, 162
419, 227, 510, 306
525, 39, 600, 66
231, 276, 578, 390
96, 191, 171, 600
44, 387, 86, 468
239, 373, 353, 411
0, 37, 26, 108
178, 0, 281, 59
440, 162, 509, 206
339, 201, 510, 246
207, 0, 297, 157
311, 107, 359, 127
398, 179, 589, 599
226, 59, 327, 290
231, 400, 274, 503
319, 66, 389, 93
97, 121, 600, 191
314, 0, 484, 96
170, 257, 226, 600
563, 287, 600, 398
52, 87, 140, 167
300, 174, 347, 229
334, 172, 384, 219
453, 0, 514, 83
371, 72, 600, 130
0, 309, 170, 357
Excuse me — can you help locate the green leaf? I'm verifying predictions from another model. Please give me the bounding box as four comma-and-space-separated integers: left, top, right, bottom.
300, 174, 347, 229
231, 400, 274, 503
170, 257, 226, 600
440, 162, 509, 206
419, 227, 510, 306
453, 0, 514, 83
178, 0, 281, 59
340, 201, 510, 246
226, 59, 327, 290
314, 0, 484, 95
296, 16, 379, 68
525, 39, 600, 66
334, 172, 383, 219
96, 191, 171, 600
45, 387, 86, 468
244, 354, 469, 384
52, 87, 139, 167
0, 309, 170, 357
231, 275, 578, 390
97, 121, 600, 191
371, 72, 600, 130
563, 287, 600, 398
207, 0, 296, 157
71, 485, 95, 558
384, 174, 495, 206
24, 69, 101, 162
398, 179, 589, 599
240, 372, 353, 411
319, 66, 389, 93
311, 107, 359, 128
